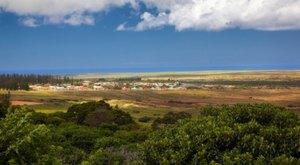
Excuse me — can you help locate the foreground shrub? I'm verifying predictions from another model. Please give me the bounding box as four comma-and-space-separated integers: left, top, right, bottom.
0, 93, 11, 118
82, 149, 125, 165
82, 148, 141, 165
95, 137, 125, 149
0, 108, 62, 164
142, 104, 300, 164
55, 123, 104, 152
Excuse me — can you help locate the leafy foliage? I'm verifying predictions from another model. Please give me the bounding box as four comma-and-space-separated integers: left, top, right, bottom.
152, 111, 192, 129
82, 148, 126, 165
0, 99, 143, 164
67, 100, 134, 126
0, 108, 62, 164
139, 116, 151, 123
67, 100, 112, 124
0, 92, 11, 118
1, 101, 299, 165
142, 104, 300, 164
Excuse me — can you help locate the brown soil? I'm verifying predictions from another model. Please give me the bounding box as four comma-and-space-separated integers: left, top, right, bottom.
11, 101, 44, 105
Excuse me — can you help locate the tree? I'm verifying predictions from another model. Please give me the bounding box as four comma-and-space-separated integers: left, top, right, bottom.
67, 100, 134, 126
0, 108, 62, 164
0, 92, 11, 118
142, 104, 300, 164
84, 110, 114, 127
82, 149, 125, 165
0, 74, 73, 90
67, 100, 112, 124
55, 123, 104, 152
110, 109, 134, 125
152, 111, 192, 129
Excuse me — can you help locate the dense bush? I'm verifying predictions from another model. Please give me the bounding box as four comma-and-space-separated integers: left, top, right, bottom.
111, 108, 135, 125
84, 110, 114, 127
152, 111, 192, 129
67, 100, 112, 124
0, 108, 62, 164
67, 100, 134, 126
0, 93, 11, 118
55, 123, 105, 152
139, 116, 151, 123
0, 99, 143, 164
1, 101, 299, 164
82, 148, 126, 165
155, 111, 192, 124
95, 137, 125, 149
142, 104, 300, 164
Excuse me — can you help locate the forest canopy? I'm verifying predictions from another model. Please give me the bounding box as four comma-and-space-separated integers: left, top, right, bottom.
142, 104, 300, 164
0, 99, 299, 164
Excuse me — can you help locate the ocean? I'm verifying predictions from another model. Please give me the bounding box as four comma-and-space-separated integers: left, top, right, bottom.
1, 65, 300, 75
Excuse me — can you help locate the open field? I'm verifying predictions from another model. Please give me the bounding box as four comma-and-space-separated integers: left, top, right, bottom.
71, 70, 300, 81
11, 101, 44, 105
2, 70, 300, 120
2, 87, 300, 119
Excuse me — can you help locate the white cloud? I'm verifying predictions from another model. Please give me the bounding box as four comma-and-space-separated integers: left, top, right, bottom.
0, 0, 136, 27
1, 0, 300, 31
135, 12, 169, 31
117, 12, 169, 31
116, 22, 127, 31
63, 14, 95, 26
0, 0, 136, 16
20, 17, 39, 27
18, 15, 95, 27
137, 0, 300, 31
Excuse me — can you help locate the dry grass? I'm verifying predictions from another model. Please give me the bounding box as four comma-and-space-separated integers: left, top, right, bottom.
11, 101, 44, 105
2, 71, 300, 116
71, 70, 300, 81
2, 87, 300, 116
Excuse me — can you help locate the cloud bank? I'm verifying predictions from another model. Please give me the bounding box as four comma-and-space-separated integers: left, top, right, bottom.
136, 0, 300, 31
0, 0, 136, 26
1, 0, 300, 31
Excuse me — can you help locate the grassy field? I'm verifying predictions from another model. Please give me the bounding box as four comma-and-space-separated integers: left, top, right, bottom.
71, 70, 300, 81
2, 88, 300, 120
2, 70, 300, 121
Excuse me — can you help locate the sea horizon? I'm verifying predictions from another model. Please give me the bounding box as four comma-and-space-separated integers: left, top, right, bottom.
1, 65, 300, 75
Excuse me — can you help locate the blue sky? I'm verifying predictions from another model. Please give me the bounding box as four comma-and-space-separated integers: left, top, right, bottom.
1, 1, 300, 73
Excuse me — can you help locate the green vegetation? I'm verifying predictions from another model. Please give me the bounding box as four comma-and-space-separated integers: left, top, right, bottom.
0, 107, 62, 164
152, 111, 192, 129
0, 74, 72, 90
0, 92, 11, 118
33, 102, 71, 114
0, 96, 299, 164
138, 116, 151, 123
65, 100, 134, 126
0, 99, 149, 164
142, 104, 300, 164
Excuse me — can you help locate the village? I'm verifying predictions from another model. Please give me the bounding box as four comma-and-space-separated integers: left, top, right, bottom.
29, 79, 240, 91
29, 80, 188, 91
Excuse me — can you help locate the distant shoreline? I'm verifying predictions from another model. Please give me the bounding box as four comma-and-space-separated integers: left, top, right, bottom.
1, 65, 300, 75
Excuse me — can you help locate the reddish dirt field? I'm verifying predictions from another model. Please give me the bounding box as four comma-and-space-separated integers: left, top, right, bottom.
11, 101, 44, 105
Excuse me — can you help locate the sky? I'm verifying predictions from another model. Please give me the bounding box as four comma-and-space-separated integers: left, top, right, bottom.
0, 0, 300, 74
